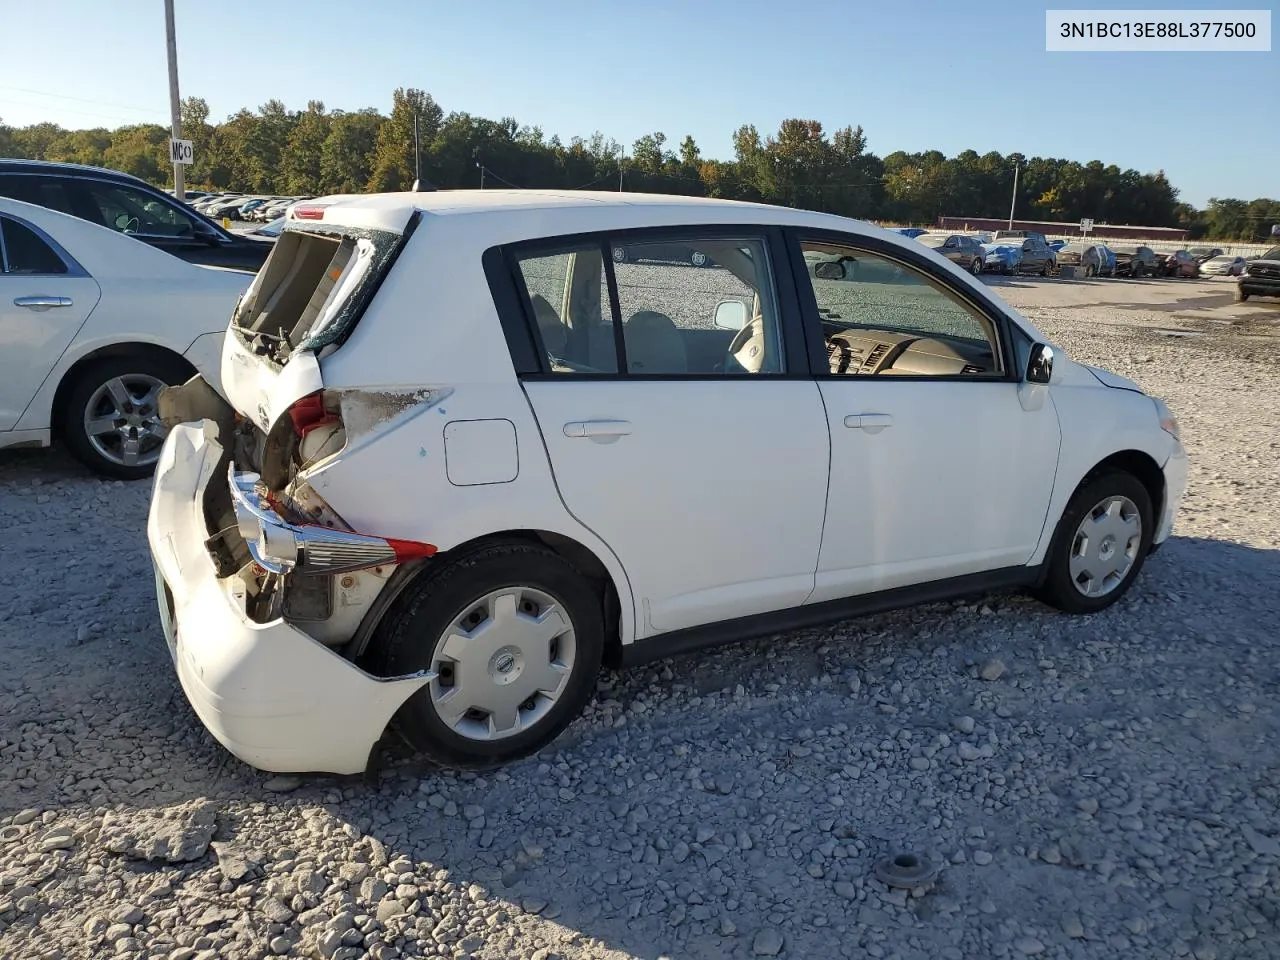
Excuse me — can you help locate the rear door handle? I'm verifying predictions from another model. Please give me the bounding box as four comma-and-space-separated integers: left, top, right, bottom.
844, 413, 894, 434
14, 296, 73, 311
564, 419, 633, 442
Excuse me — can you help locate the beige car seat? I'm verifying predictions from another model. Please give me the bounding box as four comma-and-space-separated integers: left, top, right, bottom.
529, 293, 567, 358
623, 310, 687, 374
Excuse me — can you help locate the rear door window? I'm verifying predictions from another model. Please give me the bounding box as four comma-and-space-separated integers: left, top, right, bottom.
0, 216, 68, 275
512, 234, 785, 377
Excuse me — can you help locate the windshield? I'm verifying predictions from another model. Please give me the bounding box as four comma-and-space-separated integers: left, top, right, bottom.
917, 235, 949, 248
1262, 246, 1280, 260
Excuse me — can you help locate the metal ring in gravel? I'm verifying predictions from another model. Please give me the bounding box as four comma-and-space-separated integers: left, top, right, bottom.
874, 850, 940, 889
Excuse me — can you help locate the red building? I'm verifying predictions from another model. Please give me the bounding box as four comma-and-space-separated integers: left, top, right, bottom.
936, 216, 1187, 242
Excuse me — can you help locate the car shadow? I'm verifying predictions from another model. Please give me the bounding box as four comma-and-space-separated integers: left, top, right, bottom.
2, 533, 1277, 958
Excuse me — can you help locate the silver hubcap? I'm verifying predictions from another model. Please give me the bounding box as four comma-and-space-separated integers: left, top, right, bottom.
83, 374, 168, 468
429, 587, 575, 741
1068, 496, 1142, 598
691, 252, 707, 266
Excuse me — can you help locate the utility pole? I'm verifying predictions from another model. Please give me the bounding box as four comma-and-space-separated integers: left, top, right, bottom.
1007, 161, 1020, 230
164, 0, 184, 200
618, 150, 624, 192
413, 111, 421, 186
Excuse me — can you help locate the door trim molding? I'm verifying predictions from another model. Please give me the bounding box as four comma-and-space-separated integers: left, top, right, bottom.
612, 564, 1042, 668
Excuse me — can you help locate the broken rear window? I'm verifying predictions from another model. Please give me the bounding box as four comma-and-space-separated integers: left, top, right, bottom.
232, 219, 409, 362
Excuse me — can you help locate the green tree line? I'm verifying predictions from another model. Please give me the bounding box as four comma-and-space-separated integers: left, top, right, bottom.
2, 88, 1276, 242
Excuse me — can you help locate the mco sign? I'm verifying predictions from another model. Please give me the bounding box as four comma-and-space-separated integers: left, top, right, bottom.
169, 138, 194, 165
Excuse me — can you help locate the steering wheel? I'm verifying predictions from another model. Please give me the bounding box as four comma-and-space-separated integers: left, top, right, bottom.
726, 314, 769, 373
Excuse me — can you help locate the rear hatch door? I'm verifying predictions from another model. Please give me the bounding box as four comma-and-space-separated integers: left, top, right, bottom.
221, 202, 417, 433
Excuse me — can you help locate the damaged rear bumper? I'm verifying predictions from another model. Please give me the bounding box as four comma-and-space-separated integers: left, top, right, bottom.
147, 419, 432, 775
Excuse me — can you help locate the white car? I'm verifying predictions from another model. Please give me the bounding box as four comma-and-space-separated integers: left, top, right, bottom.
1201, 254, 1246, 277
148, 190, 1188, 775
0, 197, 252, 478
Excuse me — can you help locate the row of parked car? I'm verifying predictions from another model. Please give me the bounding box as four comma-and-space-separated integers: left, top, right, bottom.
902, 227, 1251, 281
170, 190, 311, 223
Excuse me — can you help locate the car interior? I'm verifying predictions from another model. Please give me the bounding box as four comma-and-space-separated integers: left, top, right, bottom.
521, 239, 1001, 378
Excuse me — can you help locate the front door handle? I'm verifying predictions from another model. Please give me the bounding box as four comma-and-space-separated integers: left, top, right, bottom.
564, 419, 633, 442
844, 413, 894, 434
14, 296, 73, 311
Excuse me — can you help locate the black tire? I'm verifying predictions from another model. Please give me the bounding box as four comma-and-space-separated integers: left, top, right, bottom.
690, 251, 708, 268
371, 541, 604, 769
1033, 470, 1154, 615
1235, 287, 1249, 302
970, 258, 983, 276
612, 246, 627, 264
59, 351, 192, 481
1041, 259, 1051, 277
1084, 264, 1095, 278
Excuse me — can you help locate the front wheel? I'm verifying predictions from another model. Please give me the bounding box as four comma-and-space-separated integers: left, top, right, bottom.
1236, 286, 1249, 302
59, 352, 192, 480
970, 258, 983, 276
1033, 471, 1154, 614
372, 542, 604, 769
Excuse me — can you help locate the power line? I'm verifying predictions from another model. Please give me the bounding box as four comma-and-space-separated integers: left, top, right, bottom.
0, 85, 167, 118
0, 97, 166, 126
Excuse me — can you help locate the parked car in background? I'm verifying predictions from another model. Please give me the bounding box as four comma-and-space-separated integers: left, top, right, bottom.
1048, 239, 1067, 252
916, 233, 985, 274
890, 227, 929, 238
994, 229, 1049, 244
1055, 242, 1115, 277
981, 242, 1022, 274
1163, 250, 1201, 278
237, 198, 270, 220
1201, 254, 1247, 276
1188, 246, 1224, 264
147, 189, 1186, 773
1007, 236, 1056, 276
612, 239, 716, 267
0, 162, 272, 271
1237, 246, 1280, 301
1111, 244, 1160, 278
0, 197, 251, 477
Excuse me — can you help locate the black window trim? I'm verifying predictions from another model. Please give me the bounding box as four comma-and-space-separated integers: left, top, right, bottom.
0, 170, 231, 244
0, 212, 88, 277
485, 223, 815, 381
782, 226, 1022, 383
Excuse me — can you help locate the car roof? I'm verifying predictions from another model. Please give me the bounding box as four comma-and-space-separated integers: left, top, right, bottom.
0, 158, 150, 186
303, 189, 912, 248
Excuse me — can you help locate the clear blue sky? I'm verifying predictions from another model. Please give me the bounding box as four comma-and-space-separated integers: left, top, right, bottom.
2, 0, 1274, 206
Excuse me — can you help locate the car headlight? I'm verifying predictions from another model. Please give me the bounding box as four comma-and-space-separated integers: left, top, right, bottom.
1152, 397, 1180, 440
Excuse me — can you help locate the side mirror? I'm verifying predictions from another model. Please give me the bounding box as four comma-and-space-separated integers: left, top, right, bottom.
813, 260, 847, 281
1026, 343, 1054, 384
714, 299, 749, 331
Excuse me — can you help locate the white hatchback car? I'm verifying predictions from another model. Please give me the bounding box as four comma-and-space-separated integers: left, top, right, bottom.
149, 190, 1187, 775
0, 197, 252, 478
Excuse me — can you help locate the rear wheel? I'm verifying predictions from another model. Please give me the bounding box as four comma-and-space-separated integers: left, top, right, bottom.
1235, 286, 1249, 302
970, 258, 983, 276
612, 246, 628, 264
1034, 471, 1153, 615
1084, 264, 1096, 278
372, 542, 604, 769
59, 352, 192, 480
690, 251, 708, 268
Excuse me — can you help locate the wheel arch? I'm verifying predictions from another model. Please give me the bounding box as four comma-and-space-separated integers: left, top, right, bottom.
1033, 447, 1166, 583
49, 341, 196, 442
351, 528, 628, 668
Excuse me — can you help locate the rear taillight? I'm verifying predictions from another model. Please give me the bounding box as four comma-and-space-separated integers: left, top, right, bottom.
291, 204, 327, 220
287, 391, 340, 439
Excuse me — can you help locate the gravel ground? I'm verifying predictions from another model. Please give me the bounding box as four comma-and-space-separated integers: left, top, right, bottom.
1, 274, 1278, 960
